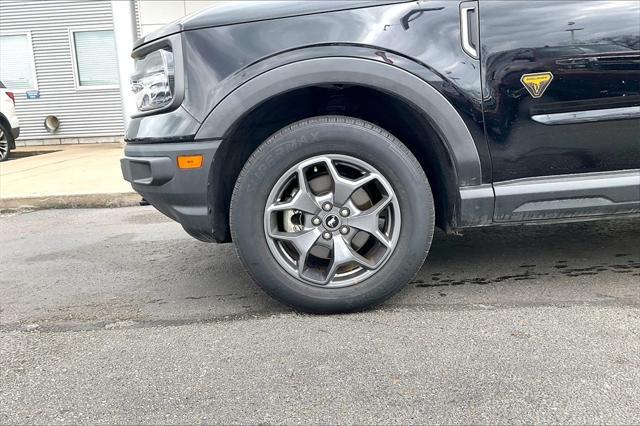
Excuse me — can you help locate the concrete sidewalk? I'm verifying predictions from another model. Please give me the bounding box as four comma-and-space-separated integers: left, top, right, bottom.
0, 143, 139, 210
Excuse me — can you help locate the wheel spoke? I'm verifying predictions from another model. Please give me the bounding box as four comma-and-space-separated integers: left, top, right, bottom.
267, 167, 319, 214
324, 236, 375, 284
347, 196, 393, 247
0, 136, 7, 159
268, 228, 322, 269
323, 158, 378, 205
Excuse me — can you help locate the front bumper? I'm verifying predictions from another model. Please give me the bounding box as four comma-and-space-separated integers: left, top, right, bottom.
121, 140, 221, 237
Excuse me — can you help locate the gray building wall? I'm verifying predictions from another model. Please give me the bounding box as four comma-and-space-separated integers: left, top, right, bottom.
0, 0, 124, 145
136, 0, 219, 36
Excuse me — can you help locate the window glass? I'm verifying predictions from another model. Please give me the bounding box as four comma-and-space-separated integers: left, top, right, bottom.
74, 30, 118, 87
0, 34, 36, 90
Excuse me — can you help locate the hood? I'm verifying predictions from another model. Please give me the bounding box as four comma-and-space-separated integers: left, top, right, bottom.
134, 0, 412, 48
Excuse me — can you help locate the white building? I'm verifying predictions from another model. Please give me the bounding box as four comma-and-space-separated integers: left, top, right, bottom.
0, 0, 218, 146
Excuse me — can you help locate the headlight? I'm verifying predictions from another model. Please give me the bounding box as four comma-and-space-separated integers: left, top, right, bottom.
131, 48, 175, 112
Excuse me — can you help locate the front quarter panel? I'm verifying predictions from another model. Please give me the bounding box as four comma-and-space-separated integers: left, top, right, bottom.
181, 0, 489, 183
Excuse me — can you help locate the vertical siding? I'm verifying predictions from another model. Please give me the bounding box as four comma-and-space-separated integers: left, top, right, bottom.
0, 0, 124, 141
134, 0, 143, 39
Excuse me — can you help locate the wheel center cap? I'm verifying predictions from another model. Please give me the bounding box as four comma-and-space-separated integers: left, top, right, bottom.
324, 214, 340, 230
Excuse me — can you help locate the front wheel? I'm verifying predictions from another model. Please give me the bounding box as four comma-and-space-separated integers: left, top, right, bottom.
230, 116, 434, 313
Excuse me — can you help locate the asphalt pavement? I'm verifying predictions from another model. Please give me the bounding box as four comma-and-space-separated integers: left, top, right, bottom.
1, 207, 639, 424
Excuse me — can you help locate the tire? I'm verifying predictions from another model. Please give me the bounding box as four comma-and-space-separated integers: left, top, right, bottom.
230, 116, 434, 313
0, 122, 13, 162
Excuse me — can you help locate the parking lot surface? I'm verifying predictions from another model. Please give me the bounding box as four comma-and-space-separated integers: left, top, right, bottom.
1, 207, 639, 424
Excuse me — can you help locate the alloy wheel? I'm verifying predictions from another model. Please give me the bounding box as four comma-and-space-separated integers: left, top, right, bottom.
264, 154, 401, 288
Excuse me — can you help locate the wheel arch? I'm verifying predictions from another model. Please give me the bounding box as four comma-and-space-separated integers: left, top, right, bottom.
198, 57, 486, 241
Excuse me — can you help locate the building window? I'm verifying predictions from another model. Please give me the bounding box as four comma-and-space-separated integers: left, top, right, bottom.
71, 30, 119, 88
0, 32, 37, 91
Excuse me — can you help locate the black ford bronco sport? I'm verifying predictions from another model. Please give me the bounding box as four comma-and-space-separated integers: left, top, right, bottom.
122, 1, 640, 313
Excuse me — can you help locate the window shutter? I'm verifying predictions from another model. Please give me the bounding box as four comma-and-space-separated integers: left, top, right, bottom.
0, 34, 35, 90
74, 30, 119, 87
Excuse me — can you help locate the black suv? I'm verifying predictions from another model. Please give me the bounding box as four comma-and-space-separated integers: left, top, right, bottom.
122, 1, 640, 313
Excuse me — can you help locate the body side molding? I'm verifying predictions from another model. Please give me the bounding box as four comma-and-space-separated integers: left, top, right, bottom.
459, 184, 495, 227
532, 106, 640, 125
494, 169, 640, 222
195, 57, 483, 187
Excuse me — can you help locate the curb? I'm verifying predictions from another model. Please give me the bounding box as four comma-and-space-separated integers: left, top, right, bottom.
0, 192, 142, 213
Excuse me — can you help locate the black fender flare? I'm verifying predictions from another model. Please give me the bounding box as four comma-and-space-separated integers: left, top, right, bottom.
196, 57, 482, 187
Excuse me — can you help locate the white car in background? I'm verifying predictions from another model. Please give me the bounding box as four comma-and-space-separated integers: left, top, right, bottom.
0, 80, 20, 161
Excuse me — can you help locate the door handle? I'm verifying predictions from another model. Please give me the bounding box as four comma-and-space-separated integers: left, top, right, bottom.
460, 1, 479, 59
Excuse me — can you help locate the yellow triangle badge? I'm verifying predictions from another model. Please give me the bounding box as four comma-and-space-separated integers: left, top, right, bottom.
520, 72, 554, 98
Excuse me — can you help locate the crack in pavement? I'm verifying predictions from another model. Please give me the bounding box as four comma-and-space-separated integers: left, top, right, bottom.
3, 299, 639, 334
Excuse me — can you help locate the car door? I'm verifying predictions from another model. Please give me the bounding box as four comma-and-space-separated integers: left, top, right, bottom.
479, 0, 640, 221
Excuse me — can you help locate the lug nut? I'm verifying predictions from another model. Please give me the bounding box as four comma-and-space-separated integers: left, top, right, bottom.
339, 207, 350, 217
322, 232, 332, 240
312, 217, 322, 226
340, 226, 350, 235
322, 202, 333, 211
